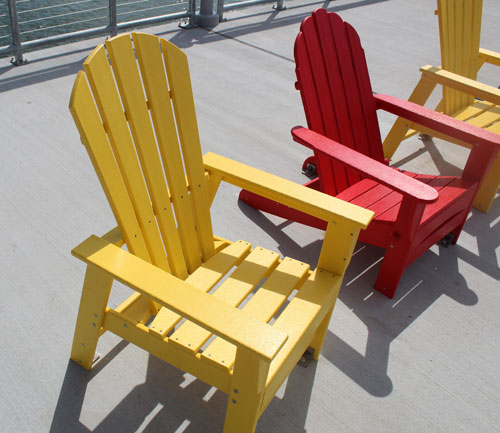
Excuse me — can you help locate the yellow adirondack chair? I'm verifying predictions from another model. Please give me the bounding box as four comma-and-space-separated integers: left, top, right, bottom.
69, 32, 373, 433
383, 0, 500, 213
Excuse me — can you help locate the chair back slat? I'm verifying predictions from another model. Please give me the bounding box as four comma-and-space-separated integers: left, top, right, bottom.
160, 39, 216, 262
438, 0, 483, 114
70, 33, 217, 278
295, 9, 384, 195
105, 35, 193, 276
70, 71, 157, 266
127, 33, 206, 274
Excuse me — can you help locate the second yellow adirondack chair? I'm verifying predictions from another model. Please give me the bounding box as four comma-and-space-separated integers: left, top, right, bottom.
68, 32, 373, 433
383, 0, 500, 213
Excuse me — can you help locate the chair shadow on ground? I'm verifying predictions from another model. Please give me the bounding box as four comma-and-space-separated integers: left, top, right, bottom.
50, 325, 317, 433
391, 136, 500, 268
236, 182, 498, 398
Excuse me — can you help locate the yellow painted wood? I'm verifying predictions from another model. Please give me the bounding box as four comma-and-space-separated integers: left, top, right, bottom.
201, 257, 310, 371
132, 32, 213, 274
203, 152, 373, 228
82, 44, 173, 274
472, 144, 500, 211
439, 0, 481, 114
70, 33, 373, 433
149, 240, 252, 338
458, 105, 500, 128
161, 38, 215, 262
101, 226, 124, 246
318, 220, 362, 276
383, 75, 438, 158
309, 305, 334, 361
72, 235, 288, 360
70, 264, 113, 370
105, 35, 196, 276
479, 48, 500, 67
421, 66, 500, 107
169, 246, 280, 354
69, 71, 152, 263
114, 292, 156, 324
223, 348, 270, 433
385, 1, 499, 212
262, 269, 342, 411
206, 171, 223, 205
103, 308, 232, 393
213, 235, 231, 252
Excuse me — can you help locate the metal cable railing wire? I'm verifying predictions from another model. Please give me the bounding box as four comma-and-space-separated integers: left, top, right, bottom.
1, 0, 284, 64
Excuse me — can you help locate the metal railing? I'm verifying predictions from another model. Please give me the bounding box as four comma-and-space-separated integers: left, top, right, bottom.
0, 0, 286, 65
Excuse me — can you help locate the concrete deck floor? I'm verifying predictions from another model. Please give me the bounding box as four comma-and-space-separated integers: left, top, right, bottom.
0, 0, 499, 432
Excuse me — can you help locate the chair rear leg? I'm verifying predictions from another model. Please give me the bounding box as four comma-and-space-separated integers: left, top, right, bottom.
309, 305, 334, 361
71, 264, 113, 370
472, 150, 500, 213
449, 220, 467, 246
382, 76, 437, 159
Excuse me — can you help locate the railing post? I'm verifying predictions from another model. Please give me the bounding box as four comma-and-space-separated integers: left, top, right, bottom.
109, 0, 118, 37
217, 0, 225, 22
274, 0, 286, 11
180, 0, 197, 28
196, 0, 219, 27
7, 0, 25, 65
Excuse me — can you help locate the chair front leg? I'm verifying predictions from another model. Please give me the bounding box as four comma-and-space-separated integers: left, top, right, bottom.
71, 264, 113, 370
223, 347, 270, 433
373, 197, 426, 299
373, 242, 412, 299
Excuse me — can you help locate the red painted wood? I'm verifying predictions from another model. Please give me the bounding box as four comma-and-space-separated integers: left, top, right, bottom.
239, 9, 500, 298
293, 126, 439, 202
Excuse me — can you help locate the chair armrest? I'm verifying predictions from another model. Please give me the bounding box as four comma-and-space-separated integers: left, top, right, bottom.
479, 48, 500, 67
203, 152, 373, 229
375, 92, 500, 151
72, 234, 287, 361
418, 65, 500, 107
292, 127, 439, 203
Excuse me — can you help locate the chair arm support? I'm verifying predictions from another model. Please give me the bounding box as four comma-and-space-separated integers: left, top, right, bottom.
292, 127, 439, 203
418, 65, 500, 108
375, 92, 500, 151
203, 152, 373, 229
479, 48, 500, 67
72, 234, 288, 361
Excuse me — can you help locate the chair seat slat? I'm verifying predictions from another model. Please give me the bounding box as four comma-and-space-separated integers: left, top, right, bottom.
168, 247, 280, 354
200, 257, 311, 371
262, 269, 341, 409
149, 240, 252, 338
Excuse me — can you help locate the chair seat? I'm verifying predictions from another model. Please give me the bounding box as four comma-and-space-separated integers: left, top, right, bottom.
336, 172, 477, 248
131, 239, 340, 407
452, 100, 500, 128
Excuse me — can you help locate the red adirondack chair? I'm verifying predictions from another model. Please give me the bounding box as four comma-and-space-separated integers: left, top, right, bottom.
239, 8, 500, 299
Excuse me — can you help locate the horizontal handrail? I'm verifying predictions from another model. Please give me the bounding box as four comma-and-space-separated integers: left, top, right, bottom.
0, 0, 284, 65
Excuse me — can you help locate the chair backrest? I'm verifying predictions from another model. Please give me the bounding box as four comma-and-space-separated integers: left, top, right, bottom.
70, 33, 215, 280
437, 0, 483, 114
294, 9, 385, 196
